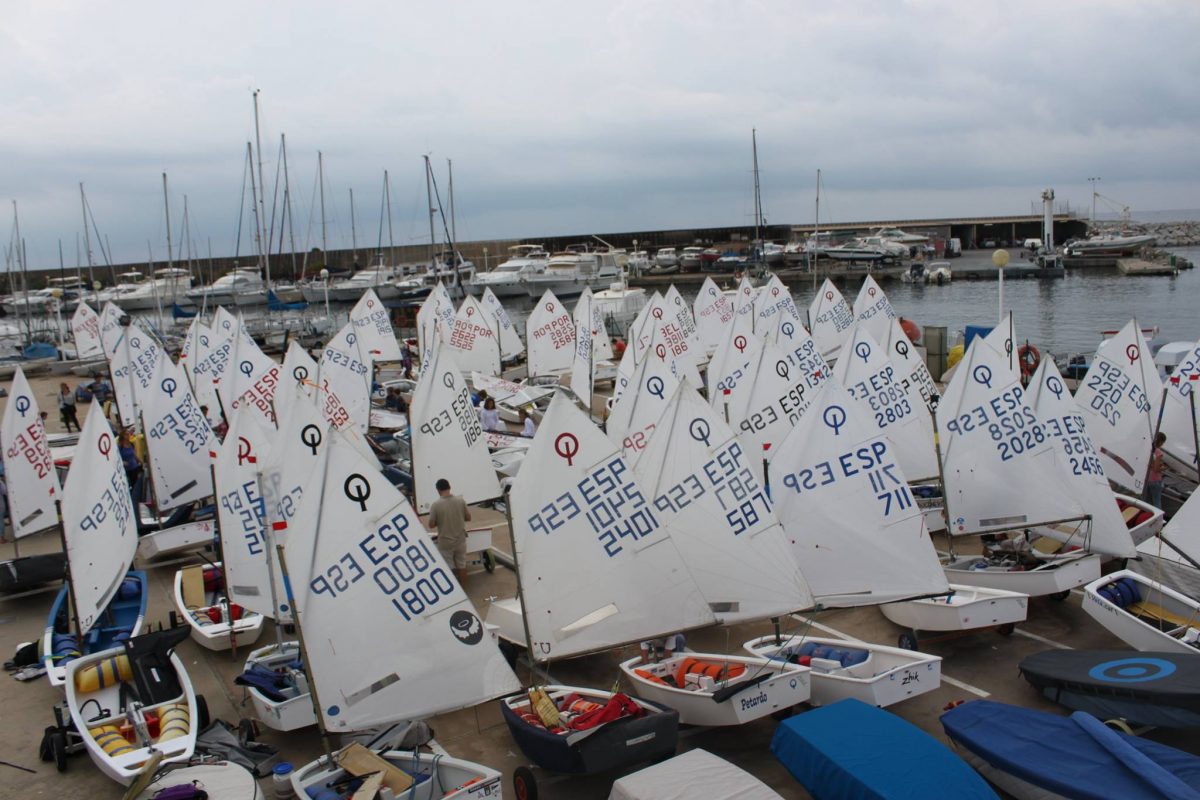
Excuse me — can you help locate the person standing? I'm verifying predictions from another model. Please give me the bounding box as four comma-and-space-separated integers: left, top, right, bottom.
118, 428, 143, 507
426, 478, 471, 587
520, 409, 537, 438
479, 397, 503, 432
1146, 432, 1167, 509
58, 383, 81, 433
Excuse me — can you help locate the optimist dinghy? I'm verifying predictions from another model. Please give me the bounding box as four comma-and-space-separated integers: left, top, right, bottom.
172, 562, 263, 651
42, 405, 145, 687
1131, 480, 1200, 601
292, 742, 502, 800
879, 584, 1028, 649
1083, 569, 1200, 653
64, 626, 201, 785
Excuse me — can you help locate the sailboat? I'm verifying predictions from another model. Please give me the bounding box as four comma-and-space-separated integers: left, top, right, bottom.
41, 404, 147, 688
807, 279, 855, 361
524, 290, 575, 378
1131, 482, 1200, 600
275, 429, 519, 798
1157, 335, 1200, 482
692, 277, 734, 359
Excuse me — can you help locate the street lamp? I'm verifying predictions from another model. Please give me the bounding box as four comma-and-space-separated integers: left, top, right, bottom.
993, 248, 1010, 324
1087, 177, 1101, 223
632, 239, 639, 278
319, 268, 331, 319
483, 247, 489, 271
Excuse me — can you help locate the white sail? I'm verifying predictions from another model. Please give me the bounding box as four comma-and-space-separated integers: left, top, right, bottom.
707, 328, 763, 416
705, 296, 757, 401
1158, 338, 1200, 479
142, 351, 215, 510
735, 338, 830, 467
70, 302, 104, 360
771, 381, 949, 606
478, 287, 524, 360
692, 277, 734, 357
110, 323, 163, 429
731, 276, 757, 334
633, 380, 812, 621
525, 290, 575, 377
349, 288, 402, 362
606, 333, 680, 455
410, 347, 501, 513
662, 285, 703, 368
1026, 357, 1136, 558
983, 313, 1019, 383
274, 341, 319, 427
807, 279, 854, 360
883, 317, 938, 413
445, 294, 501, 376
852, 274, 895, 328
626, 293, 659, 364
1, 367, 60, 537
937, 337, 1084, 535
213, 405, 277, 619
176, 317, 205, 391
1138, 483, 1200, 569
223, 320, 280, 428
584, 286, 614, 362
285, 431, 520, 731
416, 283, 454, 360
318, 322, 372, 433
193, 309, 238, 426
833, 327, 938, 482
61, 405, 138, 632
753, 275, 801, 342
570, 289, 594, 410
99, 302, 125, 358
1073, 320, 1163, 493
611, 342, 635, 406
510, 394, 715, 660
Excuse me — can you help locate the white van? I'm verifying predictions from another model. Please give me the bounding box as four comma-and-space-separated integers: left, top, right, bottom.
1022, 238, 1043, 252
947, 238, 962, 257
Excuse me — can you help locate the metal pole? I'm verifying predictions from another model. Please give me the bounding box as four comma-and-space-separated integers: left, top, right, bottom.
281, 134, 298, 278
501, 487, 538, 663
247, 141, 265, 279
252, 90, 271, 285
385, 169, 395, 267
928, 396, 956, 555
349, 188, 358, 264
318, 150, 327, 258
1190, 388, 1200, 482
424, 155, 436, 270
80, 184, 96, 293
55, 501, 82, 645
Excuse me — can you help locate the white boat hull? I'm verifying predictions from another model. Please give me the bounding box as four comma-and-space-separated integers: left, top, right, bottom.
135, 519, 215, 561
742, 635, 941, 708
1114, 492, 1165, 546
1081, 569, 1200, 653
135, 762, 259, 799
942, 552, 1101, 597
65, 646, 198, 785
879, 584, 1029, 632
172, 564, 264, 652
618, 653, 810, 726
292, 747, 503, 800
243, 641, 317, 732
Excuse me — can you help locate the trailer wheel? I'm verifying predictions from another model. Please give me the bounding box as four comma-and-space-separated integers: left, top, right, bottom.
51, 730, 68, 772
482, 550, 496, 574
1050, 590, 1070, 602
513, 766, 538, 800
195, 694, 211, 729
897, 631, 919, 652
996, 623, 1015, 637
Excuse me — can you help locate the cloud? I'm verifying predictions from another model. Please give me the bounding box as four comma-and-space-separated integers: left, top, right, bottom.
1, 0, 1197, 268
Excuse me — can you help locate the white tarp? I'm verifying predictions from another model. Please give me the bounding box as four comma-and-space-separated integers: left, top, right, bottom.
480, 287, 524, 360
284, 431, 521, 731
633, 380, 812, 622
525, 290, 575, 377
142, 351, 215, 510
692, 277, 734, 357
445, 293, 501, 376
1, 367, 60, 537
937, 336, 1083, 535
834, 327, 938, 482
349, 289, 402, 362
70, 302, 104, 360
510, 394, 715, 660
409, 347, 500, 513
1072, 320, 1163, 494
61, 404, 137, 632
771, 381, 949, 606
609, 748, 785, 800
807, 279, 854, 360
1026, 357, 1136, 558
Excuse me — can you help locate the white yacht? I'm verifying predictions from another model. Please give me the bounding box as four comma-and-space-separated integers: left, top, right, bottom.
425, 250, 476, 286
875, 227, 930, 246
523, 249, 623, 297
302, 259, 401, 304
466, 244, 548, 297
679, 246, 705, 271
626, 250, 653, 274
185, 266, 266, 307
99, 268, 192, 310
825, 237, 903, 262
593, 280, 648, 333
654, 247, 679, 269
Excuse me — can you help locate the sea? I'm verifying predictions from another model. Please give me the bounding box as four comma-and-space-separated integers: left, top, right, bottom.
493, 245, 1200, 359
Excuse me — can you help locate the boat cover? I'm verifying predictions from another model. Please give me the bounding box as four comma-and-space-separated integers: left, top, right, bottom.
1020, 650, 1200, 713
0, 553, 66, 593
609, 748, 783, 800
941, 700, 1200, 800
771, 698, 996, 800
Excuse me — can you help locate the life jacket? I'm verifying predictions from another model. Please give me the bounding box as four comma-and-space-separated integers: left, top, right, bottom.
676, 657, 745, 687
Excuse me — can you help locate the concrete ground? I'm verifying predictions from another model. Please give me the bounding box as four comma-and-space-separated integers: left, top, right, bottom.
0, 355, 1197, 799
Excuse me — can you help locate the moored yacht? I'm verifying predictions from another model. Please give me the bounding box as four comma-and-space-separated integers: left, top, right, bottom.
100, 268, 192, 310
524, 249, 623, 297
679, 246, 705, 272
466, 244, 548, 297
593, 279, 647, 333
1065, 232, 1157, 256
302, 257, 400, 303
185, 266, 266, 307
654, 247, 679, 269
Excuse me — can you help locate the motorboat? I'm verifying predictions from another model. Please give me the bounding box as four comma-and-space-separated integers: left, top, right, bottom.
758, 241, 786, 265
783, 240, 808, 265
466, 244, 548, 297
925, 261, 953, 283
424, 250, 477, 287
99, 268, 192, 311
875, 227, 930, 247
1065, 232, 1157, 256
654, 247, 678, 269
678, 246, 704, 272
523, 249, 623, 297
701, 247, 722, 268
824, 239, 898, 262
592, 281, 647, 334
184, 266, 266, 306
711, 251, 744, 272
303, 261, 401, 303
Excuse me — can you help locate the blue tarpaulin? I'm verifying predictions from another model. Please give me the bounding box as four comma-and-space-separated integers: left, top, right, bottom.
771, 698, 997, 800
941, 700, 1200, 800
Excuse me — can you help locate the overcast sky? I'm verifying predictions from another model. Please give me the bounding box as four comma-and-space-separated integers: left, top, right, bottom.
2, 1, 1197, 270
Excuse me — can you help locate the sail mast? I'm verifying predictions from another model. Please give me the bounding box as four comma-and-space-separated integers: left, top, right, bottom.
252, 89, 271, 288
424, 155, 436, 270
349, 188, 358, 264
752, 128, 762, 268
281, 133, 298, 278
318, 150, 328, 259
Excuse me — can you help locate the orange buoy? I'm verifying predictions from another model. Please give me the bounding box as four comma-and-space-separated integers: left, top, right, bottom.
899, 317, 921, 343
1018, 344, 1041, 376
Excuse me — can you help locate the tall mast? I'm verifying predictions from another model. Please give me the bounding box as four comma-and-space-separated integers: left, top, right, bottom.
812, 168, 820, 291
751, 128, 762, 265
349, 188, 358, 264
384, 169, 395, 266
247, 141, 265, 279
79, 184, 96, 292
281, 133, 298, 278
318, 150, 327, 259
447, 159, 460, 291
447, 158, 456, 246
423, 155, 436, 270
162, 173, 174, 294
13, 201, 31, 344
252, 90, 271, 286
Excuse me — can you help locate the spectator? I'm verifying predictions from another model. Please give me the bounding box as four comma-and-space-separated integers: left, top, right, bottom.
385, 387, 402, 411
520, 409, 537, 438
639, 633, 686, 665
479, 397, 503, 432
118, 428, 143, 507
58, 382, 80, 433
426, 478, 471, 586
1146, 432, 1166, 509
